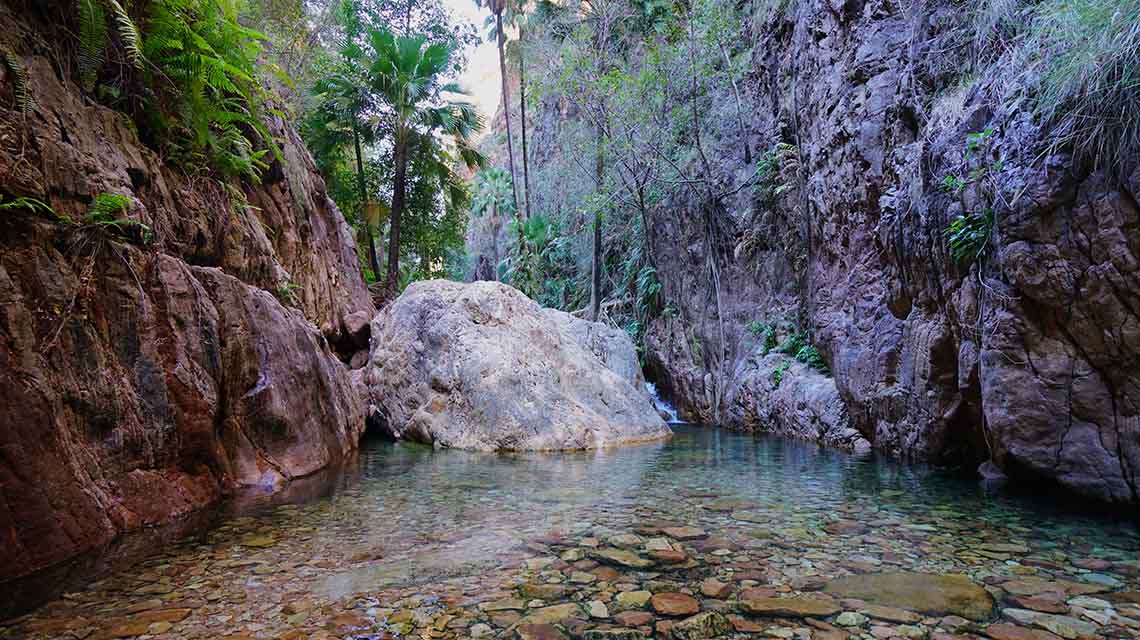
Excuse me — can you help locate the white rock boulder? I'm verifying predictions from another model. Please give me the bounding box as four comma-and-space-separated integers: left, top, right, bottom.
365, 280, 671, 450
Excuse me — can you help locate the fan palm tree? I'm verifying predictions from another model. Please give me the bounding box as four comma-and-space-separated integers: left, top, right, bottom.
502, 1, 533, 220
370, 28, 484, 290
475, 0, 520, 213
309, 6, 383, 278
471, 166, 516, 272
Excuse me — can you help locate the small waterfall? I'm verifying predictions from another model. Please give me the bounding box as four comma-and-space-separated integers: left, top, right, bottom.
645, 382, 684, 424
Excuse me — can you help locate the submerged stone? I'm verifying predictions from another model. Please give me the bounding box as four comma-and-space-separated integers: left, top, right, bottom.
738, 597, 841, 618
591, 548, 655, 569
824, 573, 995, 621
651, 592, 700, 616
1001, 609, 1099, 640
516, 623, 567, 640
670, 612, 732, 640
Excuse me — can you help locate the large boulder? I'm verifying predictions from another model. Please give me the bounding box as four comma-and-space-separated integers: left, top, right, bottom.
365, 280, 671, 450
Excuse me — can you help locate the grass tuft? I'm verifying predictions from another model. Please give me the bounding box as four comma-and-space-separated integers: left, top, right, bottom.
1005, 0, 1140, 173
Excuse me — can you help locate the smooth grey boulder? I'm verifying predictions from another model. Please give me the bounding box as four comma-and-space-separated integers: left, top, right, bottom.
365, 280, 671, 450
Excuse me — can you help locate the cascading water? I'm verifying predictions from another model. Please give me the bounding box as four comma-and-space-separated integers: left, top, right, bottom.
645, 382, 684, 424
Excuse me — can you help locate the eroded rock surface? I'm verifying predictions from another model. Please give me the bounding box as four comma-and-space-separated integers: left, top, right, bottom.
365, 281, 670, 450
0, 14, 372, 582
630, 1, 1140, 502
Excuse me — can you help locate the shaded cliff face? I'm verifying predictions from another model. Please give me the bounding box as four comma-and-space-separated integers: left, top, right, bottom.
479, 0, 1139, 502
645, 0, 1138, 502
0, 6, 373, 584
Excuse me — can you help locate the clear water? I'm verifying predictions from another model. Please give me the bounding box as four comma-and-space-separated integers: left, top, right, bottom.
3, 426, 1138, 639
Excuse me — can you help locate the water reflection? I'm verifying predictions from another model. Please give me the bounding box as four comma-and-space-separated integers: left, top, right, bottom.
3, 425, 1138, 633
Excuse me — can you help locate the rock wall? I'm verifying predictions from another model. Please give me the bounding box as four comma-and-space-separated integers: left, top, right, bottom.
479, 0, 1139, 502
0, 4, 373, 582
645, 0, 1138, 502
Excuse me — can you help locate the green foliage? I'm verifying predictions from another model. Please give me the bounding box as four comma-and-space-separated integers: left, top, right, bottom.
77, 0, 109, 92
367, 25, 484, 286
0, 195, 56, 217
75, 0, 144, 91
142, 0, 276, 181
774, 331, 829, 374
946, 209, 995, 262
941, 128, 1002, 264
71, 0, 276, 182
2, 47, 33, 116
972, 0, 1140, 173
770, 360, 790, 387
87, 192, 131, 218
794, 344, 828, 375
275, 281, 300, 306
746, 320, 778, 355
471, 168, 516, 218
776, 332, 805, 356
82, 192, 153, 243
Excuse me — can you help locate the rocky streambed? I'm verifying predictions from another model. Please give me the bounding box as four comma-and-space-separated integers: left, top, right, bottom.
3, 426, 1137, 640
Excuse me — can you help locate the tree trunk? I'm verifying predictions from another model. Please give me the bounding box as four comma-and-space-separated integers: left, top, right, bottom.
519, 30, 532, 220
496, 10, 519, 212
353, 119, 382, 279
387, 137, 408, 290
590, 126, 604, 322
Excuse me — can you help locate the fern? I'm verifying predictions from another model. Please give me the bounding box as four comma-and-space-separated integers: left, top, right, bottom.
770, 360, 790, 388
0, 196, 56, 217
794, 344, 829, 374
108, 0, 144, 69
83, 192, 153, 243
1, 47, 33, 115
77, 0, 108, 92
69, 0, 278, 182
946, 209, 995, 262
777, 332, 806, 356
86, 192, 132, 219
140, 0, 277, 181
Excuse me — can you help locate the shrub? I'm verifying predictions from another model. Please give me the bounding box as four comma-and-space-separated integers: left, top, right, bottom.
777, 332, 806, 356
74, 0, 276, 181
946, 209, 994, 262
794, 344, 829, 374
746, 320, 778, 355
770, 360, 790, 387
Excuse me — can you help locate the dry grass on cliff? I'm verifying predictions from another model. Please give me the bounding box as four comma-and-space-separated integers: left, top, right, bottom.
1027, 0, 1140, 174
974, 0, 1140, 174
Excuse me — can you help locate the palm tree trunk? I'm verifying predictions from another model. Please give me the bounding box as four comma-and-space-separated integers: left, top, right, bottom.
590, 125, 603, 322
496, 11, 519, 212
353, 119, 382, 279
519, 29, 531, 220
387, 137, 408, 290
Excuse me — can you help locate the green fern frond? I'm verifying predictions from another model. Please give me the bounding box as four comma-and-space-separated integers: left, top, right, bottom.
77, 0, 107, 92
0, 196, 55, 217
107, 0, 143, 69
1, 47, 33, 115
86, 192, 132, 220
